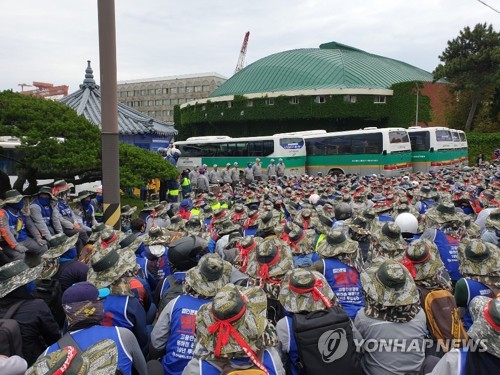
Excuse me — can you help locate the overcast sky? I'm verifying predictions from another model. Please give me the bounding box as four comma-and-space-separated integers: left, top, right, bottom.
1, 0, 498, 93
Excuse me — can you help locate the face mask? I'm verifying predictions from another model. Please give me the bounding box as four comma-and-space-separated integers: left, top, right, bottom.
26, 281, 35, 295
8, 201, 25, 211
81, 200, 91, 209
96, 195, 103, 204
38, 197, 51, 206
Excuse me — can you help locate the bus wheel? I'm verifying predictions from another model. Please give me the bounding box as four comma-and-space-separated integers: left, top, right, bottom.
328, 168, 343, 176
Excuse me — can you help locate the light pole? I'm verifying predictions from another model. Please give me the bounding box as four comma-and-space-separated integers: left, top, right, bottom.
415, 81, 419, 126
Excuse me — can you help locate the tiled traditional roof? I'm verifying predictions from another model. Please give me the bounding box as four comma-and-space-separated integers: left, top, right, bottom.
210, 41, 434, 97
60, 61, 177, 137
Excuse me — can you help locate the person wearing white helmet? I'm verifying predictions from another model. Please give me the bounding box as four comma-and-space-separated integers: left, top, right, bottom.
221, 163, 232, 184
231, 162, 240, 189
395, 212, 420, 244
277, 158, 286, 177
188, 165, 200, 193
267, 159, 277, 180
208, 164, 221, 185
309, 193, 320, 205
252, 158, 263, 182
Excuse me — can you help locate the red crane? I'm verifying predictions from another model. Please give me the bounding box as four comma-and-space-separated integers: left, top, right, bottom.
234, 31, 250, 74
18, 81, 69, 98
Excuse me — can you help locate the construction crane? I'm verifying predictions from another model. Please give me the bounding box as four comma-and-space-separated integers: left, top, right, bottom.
18, 83, 32, 92
234, 31, 250, 74
18, 81, 69, 99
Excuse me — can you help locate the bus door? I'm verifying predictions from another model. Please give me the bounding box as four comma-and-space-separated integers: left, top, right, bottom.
409, 130, 431, 172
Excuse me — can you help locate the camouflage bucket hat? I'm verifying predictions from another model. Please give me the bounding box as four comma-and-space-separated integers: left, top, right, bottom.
468, 296, 500, 359
486, 208, 500, 231
257, 211, 279, 231
419, 186, 438, 199
87, 244, 137, 289
425, 202, 462, 224
316, 229, 359, 258
185, 217, 203, 234
218, 220, 242, 236
196, 284, 268, 358
246, 237, 294, 282
26, 339, 118, 375
212, 208, 229, 224
121, 204, 137, 217
279, 269, 336, 313
88, 223, 110, 243
143, 226, 171, 246
0, 189, 25, 205
346, 216, 370, 236
361, 259, 419, 307
373, 222, 406, 253
458, 240, 500, 277
118, 233, 143, 254
316, 214, 334, 234
167, 215, 185, 232
0, 260, 43, 298
43, 233, 79, 260
406, 238, 444, 282
94, 228, 127, 252
184, 253, 232, 298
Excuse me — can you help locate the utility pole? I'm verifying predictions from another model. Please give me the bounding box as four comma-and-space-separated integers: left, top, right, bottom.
415, 81, 419, 126
98, 0, 121, 229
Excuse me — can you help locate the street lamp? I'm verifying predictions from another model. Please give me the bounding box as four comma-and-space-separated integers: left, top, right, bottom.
415, 82, 419, 126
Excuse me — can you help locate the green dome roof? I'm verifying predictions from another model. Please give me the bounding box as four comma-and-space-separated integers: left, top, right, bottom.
211, 41, 434, 97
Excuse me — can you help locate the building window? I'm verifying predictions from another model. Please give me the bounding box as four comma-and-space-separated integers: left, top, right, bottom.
142, 100, 148, 106
155, 89, 162, 95
155, 100, 162, 106
148, 100, 154, 106
227, 101, 233, 108
162, 99, 169, 105
162, 88, 168, 94
127, 91, 133, 97
202, 85, 211, 92
134, 101, 140, 107
171, 99, 178, 105
177, 87, 185, 94
185, 86, 194, 93
148, 89, 155, 95
289, 97, 300, 105
194, 86, 202, 92
247, 100, 253, 107
374, 95, 386, 104
314, 95, 326, 103
133, 90, 140, 96
344, 95, 357, 103
265, 98, 274, 106
141, 89, 147, 95
170, 87, 177, 94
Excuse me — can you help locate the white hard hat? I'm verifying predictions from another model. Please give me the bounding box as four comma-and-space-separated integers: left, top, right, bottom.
309, 194, 320, 205
213, 164, 218, 168
256, 158, 260, 162
271, 159, 275, 162
226, 163, 231, 166
395, 213, 418, 234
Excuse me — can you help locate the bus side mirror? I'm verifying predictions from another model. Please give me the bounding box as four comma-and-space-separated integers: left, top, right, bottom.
382, 150, 387, 156
430, 147, 434, 152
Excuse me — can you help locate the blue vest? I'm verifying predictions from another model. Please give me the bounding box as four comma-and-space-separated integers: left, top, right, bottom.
419, 200, 435, 214
81, 204, 95, 227
162, 295, 210, 375
102, 295, 133, 329
57, 200, 73, 219
5, 208, 27, 242
136, 256, 158, 291
46, 326, 132, 375
377, 214, 394, 222
152, 253, 172, 281
322, 258, 364, 319
462, 278, 493, 330
433, 230, 462, 282
200, 349, 280, 375
285, 316, 301, 375
32, 199, 52, 226
244, 227, 258, 237
160, 272, 187, 297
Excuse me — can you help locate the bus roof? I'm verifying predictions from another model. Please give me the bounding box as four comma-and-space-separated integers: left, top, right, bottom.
176, 133, 304, 144
303, 127, 408, 139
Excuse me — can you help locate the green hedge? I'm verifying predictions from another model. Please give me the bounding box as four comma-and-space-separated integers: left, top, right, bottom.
466, 132, 500, 164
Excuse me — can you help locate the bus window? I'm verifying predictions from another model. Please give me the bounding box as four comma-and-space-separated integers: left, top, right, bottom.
451, 131, 460, 142
389, 131, 410, 144
409, 131, 430, 151
436, 130, 452, 142
248, 140, 274, 157
330, 135, 352, 155
351, 133, 382, 154
280, 138, 304, 149
459, 132, 467, 142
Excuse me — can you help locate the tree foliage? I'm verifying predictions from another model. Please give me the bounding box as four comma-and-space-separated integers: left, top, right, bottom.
433, 23, 500, 131
119, 143, 179, 188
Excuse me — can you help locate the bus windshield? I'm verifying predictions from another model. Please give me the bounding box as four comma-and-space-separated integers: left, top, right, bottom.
389, 131, 410, 144
409, 131, 430, 151
436, 130, 452, 142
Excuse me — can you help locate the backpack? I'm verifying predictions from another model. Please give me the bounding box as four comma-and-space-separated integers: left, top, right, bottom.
292, 306, 362, 375
209, 355, 268, 375
421, 288, 468, 351
155, 275, 184, 320
0, 300, 25, 356
34, 277, 64, 327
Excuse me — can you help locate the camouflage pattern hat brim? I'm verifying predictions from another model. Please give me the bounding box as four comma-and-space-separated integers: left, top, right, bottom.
92, 230, 127, 253
345, 218, 370, 236
121, 205, 138, 216
88, 224, 112, 243
425, 206, 462, 224
119, 235, 144, 254
486, 209, 500, 230
246, 238, 295, 280
361, 258, 419, 307
316, 230, 360, 258
372, 227, 406, 253
257, 215, 280, 231
279, 270, 335, 313
219, 221, 242, 236
184, 256, 232, 297
86, 245, 137, 289
40, 259, 60, 280
26, 338, 118, 375
42, 233, 79, 260
468, 296, 500, 359
196, 285, 268, 357
166, 221, 186, 233
458, 240, 500, 277
407, 239, 445, 282
0, 261, 43, 298
143, 227, 174, 245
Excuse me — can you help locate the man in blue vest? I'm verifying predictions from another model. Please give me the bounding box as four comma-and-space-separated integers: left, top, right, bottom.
0, 189, 48, 264
427, 296, 500, 374
420, 202, 466, 285
313, 229, 364, 318
87, 242, 149, 356
150, 253, 232, 375
30, 186, 63, 241
73, 190, 98, 231
43, 282, 147, 375
182, 284, 285, 375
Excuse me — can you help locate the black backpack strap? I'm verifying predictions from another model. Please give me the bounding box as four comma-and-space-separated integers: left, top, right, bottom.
57, 332, 84, 370
2, 301, 25, 319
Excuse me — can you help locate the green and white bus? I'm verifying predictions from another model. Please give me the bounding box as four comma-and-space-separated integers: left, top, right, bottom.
303, 127, 412, 176
407, 126, 468, 172
174, 133, 307, 176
